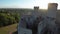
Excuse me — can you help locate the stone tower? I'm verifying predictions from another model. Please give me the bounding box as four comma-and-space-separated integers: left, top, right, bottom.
47, 3, 58, 18
47, 3, 58, 34
38, 3, 58, 34
34, 6, 39, 12
32, 6, 41, 17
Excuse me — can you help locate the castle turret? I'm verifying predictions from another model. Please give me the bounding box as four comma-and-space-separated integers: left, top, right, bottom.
47, 3, 58, 18
32, 6, 41, 17
34, 6, 39, 12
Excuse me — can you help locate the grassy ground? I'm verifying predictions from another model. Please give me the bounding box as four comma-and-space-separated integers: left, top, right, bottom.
0, 23, 18, 34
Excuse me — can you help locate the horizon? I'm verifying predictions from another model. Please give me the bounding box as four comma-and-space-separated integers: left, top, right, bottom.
0, 0, 60, 9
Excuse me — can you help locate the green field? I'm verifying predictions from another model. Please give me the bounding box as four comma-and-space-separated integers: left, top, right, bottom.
0, 23, 18, 34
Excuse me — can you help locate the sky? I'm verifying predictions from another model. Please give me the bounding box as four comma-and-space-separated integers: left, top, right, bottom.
0, 0, 60, 9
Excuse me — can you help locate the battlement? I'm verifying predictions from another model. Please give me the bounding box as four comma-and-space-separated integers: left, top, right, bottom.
34, 6, 39, 11
48, 3, 58, 5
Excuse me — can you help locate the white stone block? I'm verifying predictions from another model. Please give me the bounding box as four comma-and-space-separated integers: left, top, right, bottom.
18, 27, 32, 34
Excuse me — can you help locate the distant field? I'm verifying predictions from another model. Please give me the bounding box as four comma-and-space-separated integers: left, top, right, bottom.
0, 23, 18, 34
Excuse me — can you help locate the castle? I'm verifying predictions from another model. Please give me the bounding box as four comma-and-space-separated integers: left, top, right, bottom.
18, 3, 60, 34
0, 3, 60, 34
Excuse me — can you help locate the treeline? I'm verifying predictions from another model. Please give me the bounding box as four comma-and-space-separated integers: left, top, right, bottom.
0, 11, 20, 27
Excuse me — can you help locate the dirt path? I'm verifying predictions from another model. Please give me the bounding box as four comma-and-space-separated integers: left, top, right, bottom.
0, 23, 18, 34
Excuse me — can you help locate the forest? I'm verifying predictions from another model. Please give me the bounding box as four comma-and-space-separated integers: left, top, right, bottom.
0, 11, 20, 27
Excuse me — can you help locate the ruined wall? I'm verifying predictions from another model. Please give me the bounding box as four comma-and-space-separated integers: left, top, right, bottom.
56, 10, 60, 25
